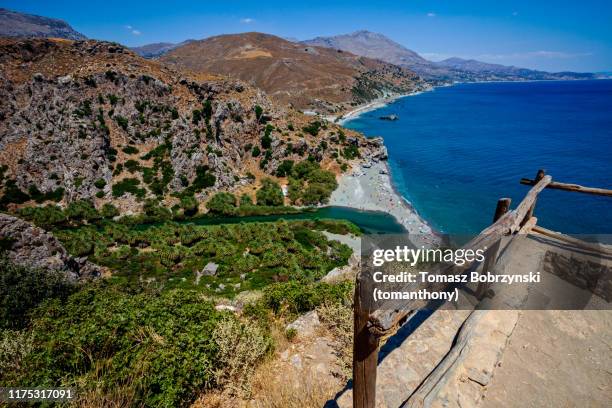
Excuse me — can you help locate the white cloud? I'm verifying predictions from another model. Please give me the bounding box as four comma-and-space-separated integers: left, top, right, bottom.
427, 12, 436, 17
124, 25, 141, 36
240, 18, 255, 24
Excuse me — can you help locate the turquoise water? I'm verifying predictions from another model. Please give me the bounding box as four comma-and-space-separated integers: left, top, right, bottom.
166, 206, 405, 234
344, 80, 612, 234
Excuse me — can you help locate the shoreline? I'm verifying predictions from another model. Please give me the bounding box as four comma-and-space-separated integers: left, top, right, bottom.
330, 87, 433, 125
329, 160, 441, 247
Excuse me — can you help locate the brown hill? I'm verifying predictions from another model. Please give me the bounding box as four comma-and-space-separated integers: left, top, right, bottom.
0, 38, 384, 214
160, 32, 425, 115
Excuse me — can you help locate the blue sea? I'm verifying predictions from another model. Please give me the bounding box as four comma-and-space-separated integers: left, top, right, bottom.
344, 80, 612, 234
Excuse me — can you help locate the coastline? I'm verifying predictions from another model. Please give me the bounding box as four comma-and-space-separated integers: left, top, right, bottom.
330, 88, 432, 125
329, 159, 441, 247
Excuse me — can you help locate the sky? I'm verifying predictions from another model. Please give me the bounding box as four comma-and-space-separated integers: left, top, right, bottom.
2, 0, 611, 72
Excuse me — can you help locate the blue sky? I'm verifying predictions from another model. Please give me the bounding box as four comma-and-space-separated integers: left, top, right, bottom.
2, 0, 611, 72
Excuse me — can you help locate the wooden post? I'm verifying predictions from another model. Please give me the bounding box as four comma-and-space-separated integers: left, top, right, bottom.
475, 198, 511, 300
353, 272, 379, 408
522, 169, 545, 226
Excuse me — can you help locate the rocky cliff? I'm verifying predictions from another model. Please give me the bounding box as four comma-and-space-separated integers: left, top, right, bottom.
0, 213, 100, 279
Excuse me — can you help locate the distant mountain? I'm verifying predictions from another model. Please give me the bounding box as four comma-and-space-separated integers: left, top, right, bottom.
303, 30, 596, 82
0, 8, 86, 40
434, 57, 595, 81
159, 32, 427, 114
131, 40, 195, 58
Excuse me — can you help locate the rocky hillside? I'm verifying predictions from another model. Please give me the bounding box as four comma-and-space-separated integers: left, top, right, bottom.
0, 8, 86, 40
159, 32, 426, 115
0, 38, 382, 215
303, 30, 597, 82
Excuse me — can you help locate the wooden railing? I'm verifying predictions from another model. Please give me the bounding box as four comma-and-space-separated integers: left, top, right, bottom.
352, 169, 612, 408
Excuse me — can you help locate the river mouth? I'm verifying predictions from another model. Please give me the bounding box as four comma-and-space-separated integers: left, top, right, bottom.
139, 206, 406, 235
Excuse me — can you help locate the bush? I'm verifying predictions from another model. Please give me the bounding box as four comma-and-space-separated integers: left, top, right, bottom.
115, 115, 129, 131
254, 105, 263, 121
112, 178, 146, 199
256, 178, 283, 206
0, 255, 76, 330
206, 192, 237, 216
94, 178, 107, 189
276, 160, 294, 177
180, 194, 199, 216
302, 121, 321, 136
212, 317, 272, 397
101, 203, 119, 218
252, 146, 261, 157
258, 281, 353, 317
18, 285, 232, 407
122, 145, 139, 155
190, 165, 216, 192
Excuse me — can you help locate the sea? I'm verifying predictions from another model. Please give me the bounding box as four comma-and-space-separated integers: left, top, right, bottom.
343, 80, 612, 235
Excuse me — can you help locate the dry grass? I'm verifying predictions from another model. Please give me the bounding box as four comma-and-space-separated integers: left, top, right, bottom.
213, 317, 272, 398
250, 363, 338, 408
316, 302, 353, 380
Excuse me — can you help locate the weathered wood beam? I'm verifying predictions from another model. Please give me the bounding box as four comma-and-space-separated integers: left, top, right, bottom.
520, 177, 612, 197
532, 225, 612, 256
510, 175, 551, 233
353, 270, 379, 408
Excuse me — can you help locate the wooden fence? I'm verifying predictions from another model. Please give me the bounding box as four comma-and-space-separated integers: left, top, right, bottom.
352, 169, 612, 408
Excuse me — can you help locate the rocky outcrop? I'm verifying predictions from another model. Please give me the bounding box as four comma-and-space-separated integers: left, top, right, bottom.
0, 213, 101, 280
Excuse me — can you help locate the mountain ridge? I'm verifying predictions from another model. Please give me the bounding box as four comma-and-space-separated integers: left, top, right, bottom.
0, 8, 86, 40
302, 30, 597, 82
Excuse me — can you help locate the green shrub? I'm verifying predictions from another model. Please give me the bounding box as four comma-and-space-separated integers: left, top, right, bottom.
256, 178, 283, 206
251, 146, 261, 157
276, 160, 294, 177
112, 178, 146, 199
101, 203, 119, 218
239, 194, 253, 206
302, 121, 321, 136
254, 105, 263, 121
94, 178, 106, 189
18, 285, 233, 407
258, 280, 353, 317
180, 195, 199, 217
115, 115, 129, 131
206, 192, 237, 216
65, 200, 101, 221
0, 255, 76, 330
342, 145, 360, 160
189, 165, 216, 192
122, 146, 139, 155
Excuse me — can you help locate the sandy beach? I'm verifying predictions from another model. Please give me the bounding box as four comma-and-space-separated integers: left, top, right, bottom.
329, 160, 441, 247
322, 90, 427, 125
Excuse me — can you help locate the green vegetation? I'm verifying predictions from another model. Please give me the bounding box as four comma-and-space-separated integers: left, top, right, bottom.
122, 145, 139, 155
302, 120, 322, 136
275, 160, 294, 177
256, 178, 283, 206
0, 255, 76, 330
285, 160, 338, 205
0, 179, 64, 209
112, 178, 146, 199
206, 192, 238, 216
0, 210, 357, 406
